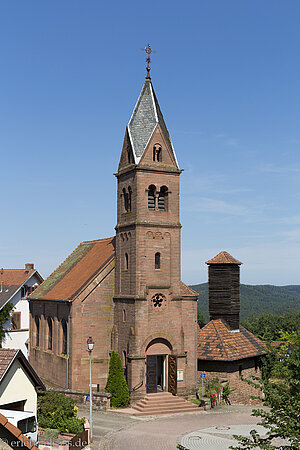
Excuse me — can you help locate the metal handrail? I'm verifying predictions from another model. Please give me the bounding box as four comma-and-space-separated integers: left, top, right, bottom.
130, 380, 143, 392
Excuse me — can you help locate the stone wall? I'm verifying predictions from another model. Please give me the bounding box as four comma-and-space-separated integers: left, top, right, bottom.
48, 388, 111, 411
198, 357, 262, 405
29, 259, 115, 391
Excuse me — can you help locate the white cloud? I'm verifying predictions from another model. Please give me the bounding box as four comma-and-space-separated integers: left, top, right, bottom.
280, 228, 300, 241
280, 216, 300, 225
260, 163, 300, 174
183, 197, 265, 219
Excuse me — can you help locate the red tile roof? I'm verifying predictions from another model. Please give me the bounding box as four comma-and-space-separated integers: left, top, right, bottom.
0, 413, 38, 450
0, 349, 45, 388
180, 281, 198, 297
197, 319, 266, 361
30, 237, 115, 301
0, 349, 18, 380
0, 269, 36, 286
206, 251, 242, 265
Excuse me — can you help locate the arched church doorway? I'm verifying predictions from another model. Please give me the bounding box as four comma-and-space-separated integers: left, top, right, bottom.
145, 338, 177, 394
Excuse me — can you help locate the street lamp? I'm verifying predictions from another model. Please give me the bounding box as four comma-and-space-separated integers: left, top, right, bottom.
87, 336, 94, 442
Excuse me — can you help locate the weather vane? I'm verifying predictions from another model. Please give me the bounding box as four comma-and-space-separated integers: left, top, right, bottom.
141, 43, 156, 75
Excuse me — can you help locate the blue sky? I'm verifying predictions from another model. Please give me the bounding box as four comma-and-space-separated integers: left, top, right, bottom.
1, 1, 300, 285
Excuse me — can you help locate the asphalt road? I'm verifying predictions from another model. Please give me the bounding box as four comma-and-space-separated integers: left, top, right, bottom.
78, 405, 265, 450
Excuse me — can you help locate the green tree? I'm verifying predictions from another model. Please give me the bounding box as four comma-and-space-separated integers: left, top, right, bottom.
105, 351, 129, 408
242, 311, 300, 341
197, 310, 206, 328
230, 378, 300, 449
230, 332, 300, 449
0, 303, 14, 343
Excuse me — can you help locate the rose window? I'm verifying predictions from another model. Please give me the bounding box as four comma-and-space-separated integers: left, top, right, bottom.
152, 293, 166, 308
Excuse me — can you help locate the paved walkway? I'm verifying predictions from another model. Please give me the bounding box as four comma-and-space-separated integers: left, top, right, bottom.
78, 405, 266, 450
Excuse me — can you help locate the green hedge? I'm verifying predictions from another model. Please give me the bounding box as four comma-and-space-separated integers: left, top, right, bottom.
37, 391, 84, 434
105, 351, 129, 408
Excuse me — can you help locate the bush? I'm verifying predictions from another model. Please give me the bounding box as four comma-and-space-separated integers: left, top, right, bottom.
105, 351, 129, 408
37, 391, 84, 434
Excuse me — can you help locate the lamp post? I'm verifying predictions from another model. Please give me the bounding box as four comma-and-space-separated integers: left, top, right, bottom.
87, 336, 94, 442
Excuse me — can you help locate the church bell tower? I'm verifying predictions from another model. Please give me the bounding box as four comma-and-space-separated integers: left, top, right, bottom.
113, 58, 197, 399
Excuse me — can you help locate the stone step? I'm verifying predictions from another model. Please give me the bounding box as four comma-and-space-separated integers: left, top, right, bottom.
131, 393, 202, 416
135, 398, 195, 407
132, 405, 201, 416
133, 403, 199, 412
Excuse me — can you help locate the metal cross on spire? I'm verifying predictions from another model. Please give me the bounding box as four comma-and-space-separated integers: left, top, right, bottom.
141, 43, 156, 77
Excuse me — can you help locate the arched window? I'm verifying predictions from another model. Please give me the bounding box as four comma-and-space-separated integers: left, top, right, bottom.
47, 317, 53, 351
123, 188, 129, 212
153, 145, 162, 162
125, 252, 129, 270
148, 185, 156, 210
128, 186, 132, 212
155, 252, 161, 270
61, 319, 68, 355
158, 186, 168, 210
157, 148, 161, 162
35, 316, 40, 347
122, 309, 126, 323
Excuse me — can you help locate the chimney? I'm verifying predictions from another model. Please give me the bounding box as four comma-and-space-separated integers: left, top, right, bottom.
25, 263, 34, 272
206, 251, 242, 331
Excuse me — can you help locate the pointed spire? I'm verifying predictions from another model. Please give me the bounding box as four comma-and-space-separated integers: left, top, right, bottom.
127, 76, 176, 165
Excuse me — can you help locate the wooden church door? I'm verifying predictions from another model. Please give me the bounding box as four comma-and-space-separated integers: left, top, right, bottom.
146, 355, 157, 393
168, 355, 177, 395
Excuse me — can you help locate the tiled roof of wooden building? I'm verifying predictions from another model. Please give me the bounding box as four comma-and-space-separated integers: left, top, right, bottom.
197, 319, 266, 361
206, 251, 242, 265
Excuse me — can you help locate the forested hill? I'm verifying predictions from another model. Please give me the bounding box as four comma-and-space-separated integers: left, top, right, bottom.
190, 283, 300, 321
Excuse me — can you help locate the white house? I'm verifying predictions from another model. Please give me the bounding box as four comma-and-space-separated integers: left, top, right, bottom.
0, 264, 43, 358
0, 348, 45, 413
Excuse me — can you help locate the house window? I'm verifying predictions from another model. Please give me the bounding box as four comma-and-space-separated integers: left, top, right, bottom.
148, 185, 156, 210
11, 312, 21, 330
125, 253, 129, 270
61, 319, 68, 355
21, 286, 28, 298
47, 317, 53, 351
155, 252, 161, 270
158, 186, 168, 211
35, 316, 40, 347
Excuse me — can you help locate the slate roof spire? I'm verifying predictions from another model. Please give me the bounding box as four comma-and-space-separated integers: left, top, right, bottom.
127, 72, 177, 165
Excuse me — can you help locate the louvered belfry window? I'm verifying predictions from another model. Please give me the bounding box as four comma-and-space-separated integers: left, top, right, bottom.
158, 186, 168, 210
148, 185, 156, 210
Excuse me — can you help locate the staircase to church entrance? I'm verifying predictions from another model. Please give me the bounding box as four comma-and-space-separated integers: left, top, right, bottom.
131, 392, 202, 416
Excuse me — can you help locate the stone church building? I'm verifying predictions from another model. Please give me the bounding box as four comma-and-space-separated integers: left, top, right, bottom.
29, 69, 199, 400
